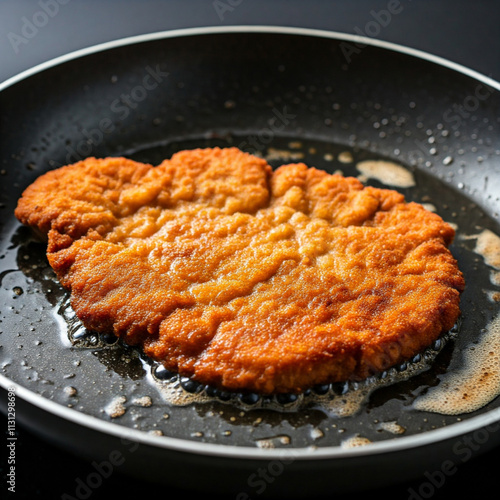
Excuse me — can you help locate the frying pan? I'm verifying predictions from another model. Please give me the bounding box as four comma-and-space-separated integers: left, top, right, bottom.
1, 26, 500, 498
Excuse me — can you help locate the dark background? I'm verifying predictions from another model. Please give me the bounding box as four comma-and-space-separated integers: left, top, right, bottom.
1, 1, 499, 499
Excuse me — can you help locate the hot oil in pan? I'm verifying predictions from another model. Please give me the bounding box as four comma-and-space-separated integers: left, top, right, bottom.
143, 327, 459, 418
51, 292, 459, 418
125, 135, 500, 420
5, 135, 500, 447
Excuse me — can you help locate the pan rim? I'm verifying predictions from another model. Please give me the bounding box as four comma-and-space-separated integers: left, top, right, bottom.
1, 25, 500, 461
2, 371, 500, 460
1, 25, 500, 93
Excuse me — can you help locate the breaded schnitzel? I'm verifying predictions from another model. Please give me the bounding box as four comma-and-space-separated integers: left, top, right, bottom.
15, 147, 465, 394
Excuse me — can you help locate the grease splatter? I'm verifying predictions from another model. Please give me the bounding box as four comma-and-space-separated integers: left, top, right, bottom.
356, 160, 416, 188
414, 314, 500, 415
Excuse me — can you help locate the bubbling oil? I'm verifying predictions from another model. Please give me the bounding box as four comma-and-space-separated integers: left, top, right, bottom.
473, 229, 500, 269
413, 228, 500, 415
340, 435, 373, 448
356, 160, 416, 188
146, 327, 458, 417
413, 313, 500, 415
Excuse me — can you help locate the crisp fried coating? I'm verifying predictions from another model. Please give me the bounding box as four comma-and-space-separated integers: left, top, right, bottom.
15, 147, 465, 393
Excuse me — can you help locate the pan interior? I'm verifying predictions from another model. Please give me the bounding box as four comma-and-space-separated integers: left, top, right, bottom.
1, 31, 500, 452
2, 132, 499, 450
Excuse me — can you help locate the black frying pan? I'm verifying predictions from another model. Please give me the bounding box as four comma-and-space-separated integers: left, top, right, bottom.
1, 27, 500, 498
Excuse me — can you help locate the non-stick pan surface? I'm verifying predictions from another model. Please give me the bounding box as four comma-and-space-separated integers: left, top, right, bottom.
1, 27, 500, 497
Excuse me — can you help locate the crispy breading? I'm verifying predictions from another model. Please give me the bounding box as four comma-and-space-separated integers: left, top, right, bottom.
15, 147, 465, 393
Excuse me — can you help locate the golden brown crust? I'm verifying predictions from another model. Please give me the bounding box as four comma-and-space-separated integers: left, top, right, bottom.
15, 147, 465, 393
